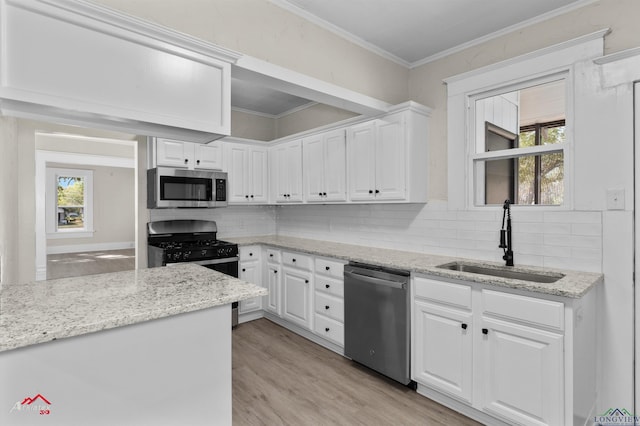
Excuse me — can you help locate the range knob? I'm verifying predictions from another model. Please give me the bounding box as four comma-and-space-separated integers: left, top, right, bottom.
182, 251, 191, 260
201, 250, 207, 256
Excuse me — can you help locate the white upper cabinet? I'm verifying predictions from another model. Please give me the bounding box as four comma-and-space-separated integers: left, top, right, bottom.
225, 143, 268, 204
271, 140, 303, 203
347, 105, 430, 203
0, 0, 238, 143
154, 138, 223, 170
303, 129, 347, 202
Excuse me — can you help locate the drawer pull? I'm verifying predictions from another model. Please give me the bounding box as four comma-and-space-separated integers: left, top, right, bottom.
249, 252, 253, 256
325, 284, 330, 289
325, 266, 330, 271
270, 254, 274, 257
305, 279, 309, 284
292, 258, 296, 262
325, 327, 330, 332
325, 305, 330, 310
461, 323, 467, 330
482, 328, 489, 335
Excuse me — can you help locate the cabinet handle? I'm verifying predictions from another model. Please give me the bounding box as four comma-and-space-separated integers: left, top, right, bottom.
325, 284, 330, 289
325, 305, 330, 310
292, 259, 296, 262
368, 190, 373, 194
242, 268, 246, 272
305, 279, 309, 283
250, 195, 254, 198
461, 323, 468, 330
482, 328, 488, 335
270, 254, 274, 257
323, 192, 327, 196
318, 192, 322, 196
249, 253, 253, 257
375, 189, 380, 194
184, 158, 189, 164
325, 266, 330, 271
245, 195, 249, 199
274, 270, 278, 274
325, 327, 330, 332
196, 159, 200, 165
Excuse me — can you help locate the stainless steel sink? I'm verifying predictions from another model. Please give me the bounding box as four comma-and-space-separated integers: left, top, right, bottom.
436, 261, 564, 283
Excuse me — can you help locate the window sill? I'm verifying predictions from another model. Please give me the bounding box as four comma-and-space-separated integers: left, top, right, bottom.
47, 230, 95, 239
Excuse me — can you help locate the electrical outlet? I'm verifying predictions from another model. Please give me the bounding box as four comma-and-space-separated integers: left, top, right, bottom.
606, 189, 625, 210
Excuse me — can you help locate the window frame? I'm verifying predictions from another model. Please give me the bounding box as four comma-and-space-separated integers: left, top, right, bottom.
466, 72, 574, 210
46, 167, 94, 238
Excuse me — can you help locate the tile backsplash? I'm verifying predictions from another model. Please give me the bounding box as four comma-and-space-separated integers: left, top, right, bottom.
275, 201, 603, 273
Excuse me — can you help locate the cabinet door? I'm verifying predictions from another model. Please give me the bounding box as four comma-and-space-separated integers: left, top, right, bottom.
480, 317, 563, 426
323, 129, 346, 201
156, 138, 192, 168
248, 147, 268, 203
282, 268, 312, 330
265, 264, 281, 316
285, 141, 303, 202
239, 260, 262, 313
226, 144, 248, 203
413, 300, 472, 403
194, 143, 223, 170
347, 121, 376, 201
272, 144, 289, 202
303, 134, 325, 202
375, 113, 406, 200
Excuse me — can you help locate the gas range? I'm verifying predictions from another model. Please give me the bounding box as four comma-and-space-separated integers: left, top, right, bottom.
147, 220, 238, 268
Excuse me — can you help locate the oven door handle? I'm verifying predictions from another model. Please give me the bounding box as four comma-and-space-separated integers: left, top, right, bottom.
166, 256, 239, 266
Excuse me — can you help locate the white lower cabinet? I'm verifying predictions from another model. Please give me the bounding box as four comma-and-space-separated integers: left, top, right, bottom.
480, 317, 563, 425
414, 300, 473, 403
238, 246, 262, 314
412, 274, 596, 426
282, 268, 313, 330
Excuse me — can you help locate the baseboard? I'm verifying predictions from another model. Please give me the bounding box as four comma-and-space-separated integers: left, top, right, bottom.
47, 241, 135, 255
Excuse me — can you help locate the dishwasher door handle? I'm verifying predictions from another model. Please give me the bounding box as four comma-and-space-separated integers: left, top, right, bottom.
344, 271, 406, 289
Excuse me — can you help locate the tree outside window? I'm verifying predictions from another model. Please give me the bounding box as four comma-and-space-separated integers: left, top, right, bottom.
57, 176, 85, 229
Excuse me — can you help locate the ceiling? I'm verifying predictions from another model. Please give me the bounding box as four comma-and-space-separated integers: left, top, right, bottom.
233, 0, 592, 116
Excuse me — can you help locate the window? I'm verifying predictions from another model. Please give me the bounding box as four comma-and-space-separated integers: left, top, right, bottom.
46, 168, 93, 237
471, 78, 567, 206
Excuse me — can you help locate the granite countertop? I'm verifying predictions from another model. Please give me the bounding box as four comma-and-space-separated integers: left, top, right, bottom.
228, 235, 603, 299
0, 264, 266, 353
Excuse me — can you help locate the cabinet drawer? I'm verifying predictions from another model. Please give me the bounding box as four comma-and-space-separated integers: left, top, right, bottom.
482, 289, 564, 331
315, 258, 345, 278
282, 251, 312, 270
414, 276, 472, 309
239, 246, 261, 262
314, 292, 344, 322
314, 275, 344, 297
265, 248, 281, 264
314, 314, 344, 346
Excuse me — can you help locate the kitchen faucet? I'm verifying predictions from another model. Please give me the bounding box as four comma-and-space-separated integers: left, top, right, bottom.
499, 200, 514, 266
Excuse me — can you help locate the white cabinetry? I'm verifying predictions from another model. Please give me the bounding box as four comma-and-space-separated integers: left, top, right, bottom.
303, 129, 347, 202
154, 138, 223, 170
225, 142, 268, 204
413, 277, 473, 403
0, 0, 235, 143
281, 252, 313, 330
412, 275, 596, 426
312, 257, 346, 346
347, 107, 429, 203
265, 249, 282, 316
271, 140, 303, 203
238, 246, 263, 315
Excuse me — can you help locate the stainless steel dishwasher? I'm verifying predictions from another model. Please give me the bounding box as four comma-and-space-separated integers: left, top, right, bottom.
344, 262, 411, 385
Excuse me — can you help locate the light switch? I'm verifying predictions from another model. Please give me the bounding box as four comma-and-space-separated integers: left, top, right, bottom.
606, 189, 625, 210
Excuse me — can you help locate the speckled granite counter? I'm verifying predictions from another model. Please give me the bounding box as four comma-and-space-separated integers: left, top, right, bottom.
228, 235, 603, 299
0, 264, 266, 352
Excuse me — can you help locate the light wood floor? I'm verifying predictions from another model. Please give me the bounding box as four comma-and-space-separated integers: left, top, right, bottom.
46, 249, 136, 280
232, 319, 480, 426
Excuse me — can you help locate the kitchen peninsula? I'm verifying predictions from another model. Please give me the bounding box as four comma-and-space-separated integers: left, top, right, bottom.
0, 264, 265, 426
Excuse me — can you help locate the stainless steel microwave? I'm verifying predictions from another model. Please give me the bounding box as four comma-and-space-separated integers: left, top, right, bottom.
147, 167, 227, 208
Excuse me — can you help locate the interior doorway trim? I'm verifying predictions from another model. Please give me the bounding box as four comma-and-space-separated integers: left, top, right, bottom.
35, 143, 135, 281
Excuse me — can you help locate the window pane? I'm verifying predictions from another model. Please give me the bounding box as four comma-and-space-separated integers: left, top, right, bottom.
519, 130, 536, 148
517, 155, 536, 204
540, 152, 564, 205
57, 176, 85, 230
541, 124, 565, 145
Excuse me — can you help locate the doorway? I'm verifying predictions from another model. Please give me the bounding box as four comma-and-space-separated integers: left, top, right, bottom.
34, 132, 138, 280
